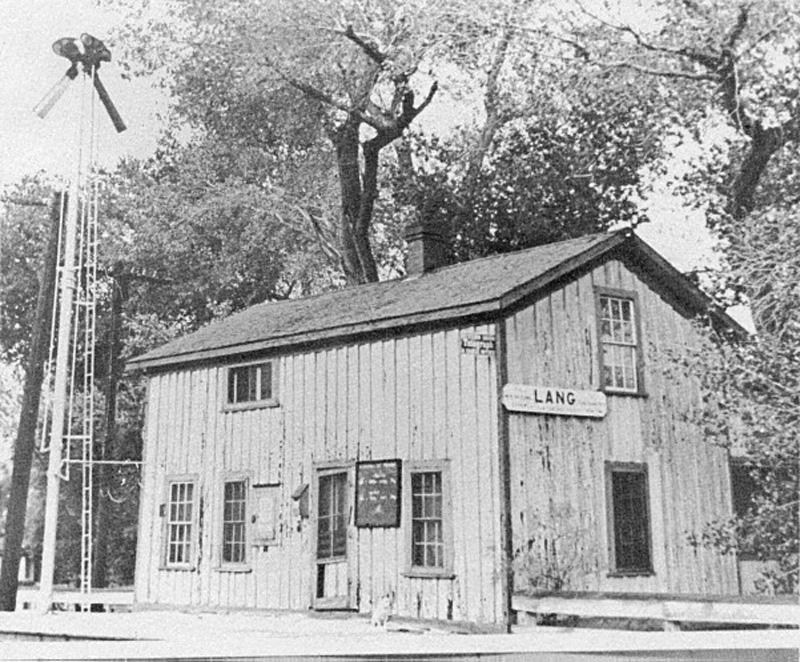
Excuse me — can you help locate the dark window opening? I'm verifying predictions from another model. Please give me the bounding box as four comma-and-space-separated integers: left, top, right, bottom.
227, 362, 274, 405
730, 460, 761, 518
317, 472, 347, 560
609, 465, 652, 574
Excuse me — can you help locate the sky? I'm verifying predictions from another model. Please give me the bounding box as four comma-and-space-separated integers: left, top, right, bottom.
0, 2, 751, 285
0, 0, 756, 465
0, 0, 163, 188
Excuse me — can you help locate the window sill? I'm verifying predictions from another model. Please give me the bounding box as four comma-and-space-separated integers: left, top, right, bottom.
223, 399, 280, 413
602, 389, 648, 399
160, 565, 196, 572
607, 570, 654, 578
316, 556, 347, 565
402, 569, 456, 580
215, 565, 252, 574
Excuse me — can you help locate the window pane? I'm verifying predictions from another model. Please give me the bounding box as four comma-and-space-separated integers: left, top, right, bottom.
622, 321, 634, 344
247, 366, 258, 401
235, 367, 249, 403
260, 363, 272, 400
228, 369, 236, 404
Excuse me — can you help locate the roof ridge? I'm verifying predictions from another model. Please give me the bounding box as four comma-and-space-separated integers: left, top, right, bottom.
417, 230, 616, 278
248, 231, 617, 308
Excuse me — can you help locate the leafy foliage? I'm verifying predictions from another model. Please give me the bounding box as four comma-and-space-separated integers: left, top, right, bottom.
681, 204, 799, 594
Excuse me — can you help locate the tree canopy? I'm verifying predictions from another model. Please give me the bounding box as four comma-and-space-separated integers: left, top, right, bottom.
1, 0, 797, 593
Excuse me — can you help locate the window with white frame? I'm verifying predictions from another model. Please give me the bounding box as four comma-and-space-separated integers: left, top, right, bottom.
597, 290, 641, 393
404, 461, 453, 577
226, 361, 277, 407
222, 479, 248, 564
165, 478, 196, 567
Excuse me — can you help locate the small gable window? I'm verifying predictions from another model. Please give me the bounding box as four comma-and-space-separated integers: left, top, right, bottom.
226, 361, 278, 408
596, 288, 642, 394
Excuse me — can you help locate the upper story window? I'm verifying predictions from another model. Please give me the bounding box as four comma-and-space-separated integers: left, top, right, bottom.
597, 289, 642, 394
226, 361, 278, 408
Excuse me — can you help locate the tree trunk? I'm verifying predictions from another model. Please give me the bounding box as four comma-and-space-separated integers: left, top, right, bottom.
0, 194, 61, 611
334, 116, 379, 284
728, 123, 785, 223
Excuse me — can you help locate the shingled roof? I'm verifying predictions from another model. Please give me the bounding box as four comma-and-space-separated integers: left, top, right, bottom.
127, 230, 738, 372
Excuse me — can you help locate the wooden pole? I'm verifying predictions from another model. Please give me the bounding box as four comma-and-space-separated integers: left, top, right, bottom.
0, 193, 62, 611
92, 269, 125, 590
38, 175, 81, 612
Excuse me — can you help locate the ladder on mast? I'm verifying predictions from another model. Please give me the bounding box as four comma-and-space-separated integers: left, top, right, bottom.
35, 34, 126, 613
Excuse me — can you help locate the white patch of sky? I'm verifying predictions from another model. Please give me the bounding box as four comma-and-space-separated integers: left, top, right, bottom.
0, 0, 164, 188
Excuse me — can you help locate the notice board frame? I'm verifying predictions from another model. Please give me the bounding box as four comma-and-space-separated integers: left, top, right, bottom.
355, 459, 402, 528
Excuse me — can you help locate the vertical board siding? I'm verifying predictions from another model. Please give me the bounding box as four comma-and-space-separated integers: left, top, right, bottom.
135, 323, 502, 623
506, 260, 737, 597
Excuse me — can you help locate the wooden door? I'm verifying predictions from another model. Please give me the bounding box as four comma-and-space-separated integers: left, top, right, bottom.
313, 466, 353, 609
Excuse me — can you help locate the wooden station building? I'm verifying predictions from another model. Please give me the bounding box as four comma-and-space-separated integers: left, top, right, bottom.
128, 228, 745, 625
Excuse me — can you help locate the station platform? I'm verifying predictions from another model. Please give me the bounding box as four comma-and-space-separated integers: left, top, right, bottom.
0, 608, 797, 662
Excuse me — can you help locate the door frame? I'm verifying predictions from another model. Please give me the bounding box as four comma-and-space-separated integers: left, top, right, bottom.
311, 460, 356, 610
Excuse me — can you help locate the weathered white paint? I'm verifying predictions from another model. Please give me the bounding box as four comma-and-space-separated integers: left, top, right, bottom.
135, 323, 504, 623
134, 255, 740, 625
505, 258, 738, 597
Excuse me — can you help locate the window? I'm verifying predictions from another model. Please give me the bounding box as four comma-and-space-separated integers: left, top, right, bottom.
222, 479, 248, 564
165, 478, 197, 568
412, 472, 444, 568
226, 361, 277, 407
317, 472, 348, 560
606, 462, 652, 575
597, 288, 642, 394
404, 461, 453, 578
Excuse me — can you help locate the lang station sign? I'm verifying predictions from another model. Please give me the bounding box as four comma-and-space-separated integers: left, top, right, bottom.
502, 384, 607, 418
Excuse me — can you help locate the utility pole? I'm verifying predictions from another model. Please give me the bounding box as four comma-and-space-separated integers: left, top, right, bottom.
0, 194, 62, 611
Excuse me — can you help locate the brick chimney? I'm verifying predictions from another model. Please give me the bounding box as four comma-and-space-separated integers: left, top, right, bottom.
405, 220, 450, 276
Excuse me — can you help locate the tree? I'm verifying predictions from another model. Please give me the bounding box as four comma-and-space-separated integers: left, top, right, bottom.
678, 202, 799, 594
384, 86, 654, 264
111, 0, 454, 284
563, 1, 800, 234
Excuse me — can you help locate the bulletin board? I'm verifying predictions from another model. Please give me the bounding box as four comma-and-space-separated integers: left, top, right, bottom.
355, 459, 401, 528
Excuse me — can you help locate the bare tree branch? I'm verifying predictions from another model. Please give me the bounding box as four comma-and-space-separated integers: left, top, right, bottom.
724, 4, 750, 50
602, 60, 714, 81
341, 25, 388, 65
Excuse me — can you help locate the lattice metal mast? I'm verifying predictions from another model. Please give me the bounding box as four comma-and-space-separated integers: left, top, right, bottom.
35, 34, 125, 613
